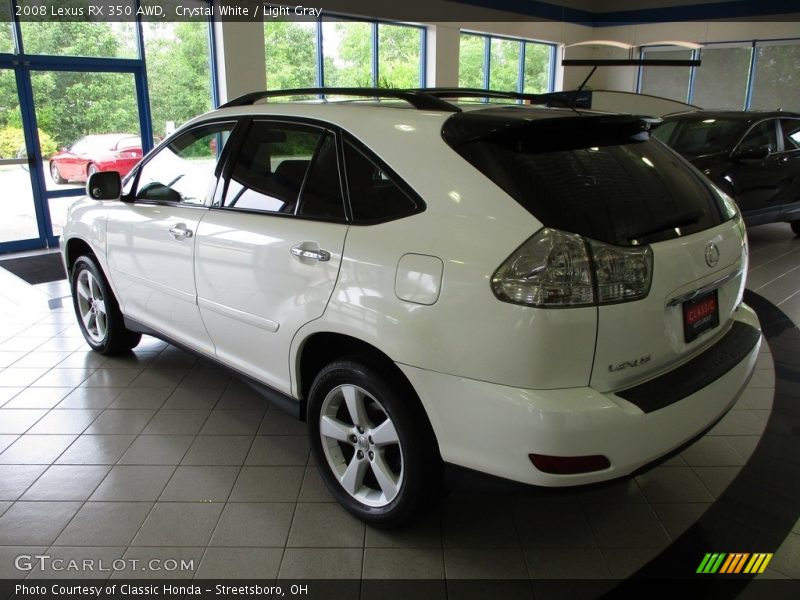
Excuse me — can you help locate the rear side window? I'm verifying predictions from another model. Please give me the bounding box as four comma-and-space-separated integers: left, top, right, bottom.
223, 121, 346, 221
445, 112, 728, 246
343, 139, 421, 223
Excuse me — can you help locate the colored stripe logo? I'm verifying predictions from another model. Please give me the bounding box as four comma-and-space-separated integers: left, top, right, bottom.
696, 553, 773, 574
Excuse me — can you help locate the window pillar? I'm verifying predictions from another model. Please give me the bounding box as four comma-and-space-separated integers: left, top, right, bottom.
213, 19, 267, 104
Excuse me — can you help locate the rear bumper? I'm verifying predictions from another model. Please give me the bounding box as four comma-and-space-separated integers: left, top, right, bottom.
399, 303, 761, 487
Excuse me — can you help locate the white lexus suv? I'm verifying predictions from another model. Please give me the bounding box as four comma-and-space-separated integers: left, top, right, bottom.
62, 88, 761, 527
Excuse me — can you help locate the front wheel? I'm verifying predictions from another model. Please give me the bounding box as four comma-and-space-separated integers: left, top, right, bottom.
87, 163, 99, 178
791, 220, 800, 236
307, 357, 442, 528
71, 255, 141, 355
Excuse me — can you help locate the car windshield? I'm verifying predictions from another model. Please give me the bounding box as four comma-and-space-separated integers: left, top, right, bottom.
653, 117, 743, 156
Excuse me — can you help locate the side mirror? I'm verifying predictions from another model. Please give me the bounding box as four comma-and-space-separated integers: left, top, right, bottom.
86, 171, 121, 200
731, 145, 770, 161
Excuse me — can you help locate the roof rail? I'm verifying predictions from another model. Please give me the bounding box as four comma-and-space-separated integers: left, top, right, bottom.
219, 87, 460, 112
411, 87, 542, 103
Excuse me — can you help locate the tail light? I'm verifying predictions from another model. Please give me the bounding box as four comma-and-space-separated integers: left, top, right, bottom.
115, 150, 140, 159
492, 228, 653, 308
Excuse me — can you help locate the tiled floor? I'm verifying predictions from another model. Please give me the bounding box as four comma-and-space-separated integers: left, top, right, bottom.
0, 223, 797, 587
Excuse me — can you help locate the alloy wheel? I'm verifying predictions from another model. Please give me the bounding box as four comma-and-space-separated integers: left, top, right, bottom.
75, 269, 107, 343
319, 383, 404, 507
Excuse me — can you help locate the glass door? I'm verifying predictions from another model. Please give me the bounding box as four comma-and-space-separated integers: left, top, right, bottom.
0, 67, 46, 250
29, 69, 144, 239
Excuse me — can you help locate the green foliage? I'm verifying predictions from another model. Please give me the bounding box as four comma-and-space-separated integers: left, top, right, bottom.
0, 127, 56, 159
459, 34, 485, 89
524, 43, 552, 94
459, 34, 552, 95
322, 22, 372, 87
31, 70, 140, 149
144, 22, 213, 137
489, 38, 520, 93
265, 22, 317, 90
378, 25, 422, 88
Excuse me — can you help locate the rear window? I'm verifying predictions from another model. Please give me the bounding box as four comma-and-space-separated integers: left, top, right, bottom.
444, 110, 730, 246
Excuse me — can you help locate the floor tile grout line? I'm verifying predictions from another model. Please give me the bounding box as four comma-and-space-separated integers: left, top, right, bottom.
36, 343, 182, 556
96, 343, 195, 578
194, 398, 265, 580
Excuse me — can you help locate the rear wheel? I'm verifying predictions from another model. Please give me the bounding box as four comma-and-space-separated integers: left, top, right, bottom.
87, 163, 99, 178
791, 220, 800, 236
71, 255, 141, 355
50, 162, 66, 184
307, 357, 442, 528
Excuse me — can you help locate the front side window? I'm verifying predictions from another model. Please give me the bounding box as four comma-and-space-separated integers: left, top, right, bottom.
223, 121, 334, 215
738, 120, 777, 154
134, 123, 235, 205
655, 118, 743, 156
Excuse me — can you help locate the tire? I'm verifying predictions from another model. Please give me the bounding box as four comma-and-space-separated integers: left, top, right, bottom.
791, 220, 800, 236
87, 163, 99, 178
307, 356, 442, 528
71, 255, 141, 355
50, 162, 66, 184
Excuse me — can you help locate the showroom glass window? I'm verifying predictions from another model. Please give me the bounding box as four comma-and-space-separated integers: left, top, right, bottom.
750, 42, 800, 112
692, 46, 752, 110
0, 2, 13, 54
639, 48, 693, 103
264, 21, 318, 90
17, 1, 138, 58
134, 123, 236, 205
222, 121, 346, 221
142, 3, 214, 139
459, 32, 555, 94
377, 23, 423, 88
269, 16, 425, 89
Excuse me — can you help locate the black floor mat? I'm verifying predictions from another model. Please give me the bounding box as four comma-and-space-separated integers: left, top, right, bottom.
0, 253, 67, 285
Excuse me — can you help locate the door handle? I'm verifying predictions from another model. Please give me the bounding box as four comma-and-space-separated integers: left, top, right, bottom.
169, 224, 193, 239
290, 244, 330, 262
777, 155, 790, 165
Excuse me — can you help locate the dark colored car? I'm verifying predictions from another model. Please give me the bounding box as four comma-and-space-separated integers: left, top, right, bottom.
653, 111, 800, 235
49, 133, 144, 184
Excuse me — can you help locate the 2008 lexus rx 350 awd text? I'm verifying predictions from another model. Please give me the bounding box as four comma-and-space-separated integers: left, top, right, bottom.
61, 88, 761, 527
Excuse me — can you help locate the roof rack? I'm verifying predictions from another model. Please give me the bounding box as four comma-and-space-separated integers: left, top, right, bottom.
409, 88, 594, 110
219, 87, 460, 112
411, 87, 542, 103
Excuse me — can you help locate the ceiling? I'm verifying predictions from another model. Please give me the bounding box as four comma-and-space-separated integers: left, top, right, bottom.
452, 0, 798, 24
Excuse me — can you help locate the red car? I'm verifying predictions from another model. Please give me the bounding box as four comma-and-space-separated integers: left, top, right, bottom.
49, 134, 144, 184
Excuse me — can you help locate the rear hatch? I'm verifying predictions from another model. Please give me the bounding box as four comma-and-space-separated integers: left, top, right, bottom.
444, 106, 745, 392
